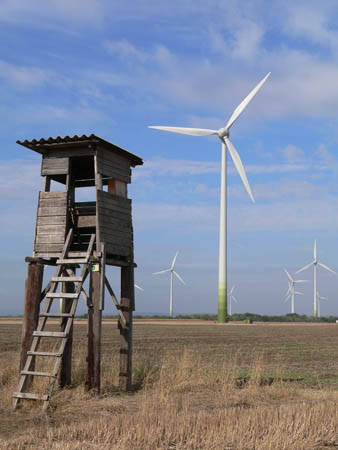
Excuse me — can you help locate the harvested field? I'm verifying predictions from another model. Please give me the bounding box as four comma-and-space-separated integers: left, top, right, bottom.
0, 319, 337, 449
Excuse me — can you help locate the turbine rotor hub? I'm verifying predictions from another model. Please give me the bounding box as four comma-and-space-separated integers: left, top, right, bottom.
218, 127, 229, 139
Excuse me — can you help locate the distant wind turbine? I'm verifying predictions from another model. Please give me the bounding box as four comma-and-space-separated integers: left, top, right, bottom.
152, 251, 185, 317
316, 291, 328, 318
228, 286, 238, 316
149, 72, 270, 323
284, 269, 307, 314
296, 240, 335, 317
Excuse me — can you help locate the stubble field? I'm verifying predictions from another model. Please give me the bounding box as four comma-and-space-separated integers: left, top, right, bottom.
0, 319, 337, 449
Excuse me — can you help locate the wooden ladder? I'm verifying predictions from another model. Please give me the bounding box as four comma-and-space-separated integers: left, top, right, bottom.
13, 229, 96, 411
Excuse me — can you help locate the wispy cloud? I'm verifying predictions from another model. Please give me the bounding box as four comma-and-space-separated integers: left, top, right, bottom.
0, 59, 49, 87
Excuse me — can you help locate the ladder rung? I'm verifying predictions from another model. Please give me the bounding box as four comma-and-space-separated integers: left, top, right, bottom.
40, 312, 74, 318
21, 370, 54, 377
51, 276, 83, 282
57, 258, 88, 264
68, 252, 87, 257
13, 392, 48, 401
27, 351, 62, 357
33, 331, 67, 338
46, 292, 78, 298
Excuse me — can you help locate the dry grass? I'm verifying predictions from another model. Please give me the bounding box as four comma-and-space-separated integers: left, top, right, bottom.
0, 320, 337, 449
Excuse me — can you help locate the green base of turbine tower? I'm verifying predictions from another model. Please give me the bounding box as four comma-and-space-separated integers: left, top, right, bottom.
218, 283, 228, 323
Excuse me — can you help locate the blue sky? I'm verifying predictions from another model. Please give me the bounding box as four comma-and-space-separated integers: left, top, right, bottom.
2, 1, 338, 316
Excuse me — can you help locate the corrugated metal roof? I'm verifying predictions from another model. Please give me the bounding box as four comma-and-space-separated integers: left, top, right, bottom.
17, 134, 143, 166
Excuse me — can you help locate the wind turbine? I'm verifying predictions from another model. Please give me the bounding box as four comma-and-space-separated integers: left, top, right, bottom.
296, 240, 335, 317
228, 286, 238, 316
284, 269, 307, 314
152, 251, 185, 317
316, 291, 327, 318
149, 72, 270, 323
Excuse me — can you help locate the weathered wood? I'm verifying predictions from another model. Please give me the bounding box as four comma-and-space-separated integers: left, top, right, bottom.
20, 262, 44, 384
105, 243, 131, 257
94, 154, 103, 191
37, 206, 67, 216
21, 370, 53, 377
99, 215, 132, 229
47, 147, 95, 158
32, 331, 67, 338
25, 257, 57, 266
13, 392, 48, 401
99, 226, 133, 242
40, 191, 67, 199
119, 265, 134, 391
27, 351, 62, 357
39, 198, 67, 208
99, 147, 132, 168
59, 275, 75, 387
36, 224, 66, 234
42, 157, 69, 176
85, 302, 94, 392
35, 234, 65, 244
86, 270, 102, 392
37, 216, 67, 225
97, 162, 131, 183
97, 190, 131, 207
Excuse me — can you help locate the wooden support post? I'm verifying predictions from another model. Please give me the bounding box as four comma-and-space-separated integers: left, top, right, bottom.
20, 262, 44, 372
86, 269, 102, 392
119, 264, 134, 391
59, 273, 74, 387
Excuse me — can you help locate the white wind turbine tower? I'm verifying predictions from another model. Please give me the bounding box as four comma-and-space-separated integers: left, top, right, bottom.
149, 73, 270, 323
228, 286, 238, 316
296, 240, 335, 317
316, 291, 328, 318
152, 251, 185, 318
284, 269, 307, 314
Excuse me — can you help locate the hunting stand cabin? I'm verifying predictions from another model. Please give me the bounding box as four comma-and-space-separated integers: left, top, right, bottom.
12, 134, 143, 411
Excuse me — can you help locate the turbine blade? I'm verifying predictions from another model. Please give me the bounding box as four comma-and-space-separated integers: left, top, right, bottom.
318, 262, 336, 274
173, 270, 186, 285
284, 295, 290, 303
229, 286, 235, 294
224, 137, 255, 203
225, 72, 271, 131
284, 268, 293, 281
171, 251, 179, 269
232, 295, 238, 303
152, 269, 170, 275
135, 284, 144, 291
295, 262, 313, 273
294, 291, 303, 295
294, 279, 308, 283
148, 126, 218, 136
314, 240, 317, 260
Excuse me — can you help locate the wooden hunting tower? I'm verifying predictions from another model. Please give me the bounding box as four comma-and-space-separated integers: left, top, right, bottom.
13, 134, 143, 411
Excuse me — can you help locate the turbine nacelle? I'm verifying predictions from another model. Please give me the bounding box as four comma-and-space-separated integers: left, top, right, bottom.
218, 128, 229, 139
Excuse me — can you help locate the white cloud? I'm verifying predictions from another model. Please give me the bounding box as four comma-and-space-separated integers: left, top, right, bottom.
0, 59, 48, 87
103, 40, 147, 63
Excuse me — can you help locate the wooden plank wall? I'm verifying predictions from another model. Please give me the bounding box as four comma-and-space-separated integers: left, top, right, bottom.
34, 191, 68, 255
96, 148, 131, 183
96, 190, 132, 257
41, 157, 69, 176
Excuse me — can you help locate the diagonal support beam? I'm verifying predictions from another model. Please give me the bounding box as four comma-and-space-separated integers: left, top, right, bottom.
104, 276, 127, 328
